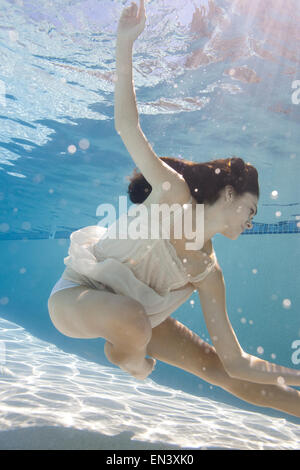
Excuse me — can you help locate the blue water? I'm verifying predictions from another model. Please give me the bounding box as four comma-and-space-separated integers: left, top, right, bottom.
0, 0, 300, 449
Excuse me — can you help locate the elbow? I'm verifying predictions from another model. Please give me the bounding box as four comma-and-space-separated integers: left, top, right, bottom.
221, 352, 243, 379
225, 363, 241, 379
114, 118, 122, 134
224, 353, 248, 379
114, 121, 132, 139
114, 122, 130, 138
115, 125, 122, 136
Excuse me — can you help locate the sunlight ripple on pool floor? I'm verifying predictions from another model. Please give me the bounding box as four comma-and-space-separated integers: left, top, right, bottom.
0, 317, 299, 450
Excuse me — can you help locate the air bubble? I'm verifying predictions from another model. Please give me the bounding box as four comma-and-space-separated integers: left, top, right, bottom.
22, 222, 31, 230
271, 190, 278, 200
282, 298, 291, 309
33, 174, 44, 184
162, 181, 171, 191
67, 145, 76, 154
277, 376, 285, 386
79, 138, 90, 150
257, 346, 264, 355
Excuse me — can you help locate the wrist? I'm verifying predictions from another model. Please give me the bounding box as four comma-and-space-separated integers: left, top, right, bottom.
116, 36, 134, 49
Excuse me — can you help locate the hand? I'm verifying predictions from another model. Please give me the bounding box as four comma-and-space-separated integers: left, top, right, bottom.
190, 6, 210, 37
207, 0, 222, 20
117, 0, 146, 43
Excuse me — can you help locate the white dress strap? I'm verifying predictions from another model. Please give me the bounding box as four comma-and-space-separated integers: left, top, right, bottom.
188, 250, 217, 283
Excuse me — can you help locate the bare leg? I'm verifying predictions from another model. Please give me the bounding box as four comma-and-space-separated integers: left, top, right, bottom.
48, 286, 155, 380
147, 317, 300, 418
104, 341, 155, 380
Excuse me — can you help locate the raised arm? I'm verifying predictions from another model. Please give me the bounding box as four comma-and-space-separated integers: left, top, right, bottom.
195, 266, 300, 386
115, 0, 146, 130
115, 0, 189, 197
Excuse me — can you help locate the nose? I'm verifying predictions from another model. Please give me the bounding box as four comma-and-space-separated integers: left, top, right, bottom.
246, 220, 253, 229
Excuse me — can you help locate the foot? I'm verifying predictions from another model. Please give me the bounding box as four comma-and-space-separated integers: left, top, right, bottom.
121, 357, 156, 381
104, 341, 156, 380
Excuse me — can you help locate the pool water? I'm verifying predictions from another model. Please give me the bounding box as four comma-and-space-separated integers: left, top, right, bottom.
0, 0, 300, 449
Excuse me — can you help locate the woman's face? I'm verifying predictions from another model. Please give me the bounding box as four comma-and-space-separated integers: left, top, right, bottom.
224, 191, 258, 240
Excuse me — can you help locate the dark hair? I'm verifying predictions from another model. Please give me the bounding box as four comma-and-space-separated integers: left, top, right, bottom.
127, 156, 259, 205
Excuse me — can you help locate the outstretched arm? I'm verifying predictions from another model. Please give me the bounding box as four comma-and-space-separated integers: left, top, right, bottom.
195, 266, 300, 386
115, 1, 146, 129
115, 0, 189, 197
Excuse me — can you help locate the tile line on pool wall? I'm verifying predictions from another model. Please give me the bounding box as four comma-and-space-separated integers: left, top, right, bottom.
0, 221, 300, 240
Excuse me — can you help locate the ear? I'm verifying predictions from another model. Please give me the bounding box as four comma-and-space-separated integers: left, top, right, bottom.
224, 185, 235, 202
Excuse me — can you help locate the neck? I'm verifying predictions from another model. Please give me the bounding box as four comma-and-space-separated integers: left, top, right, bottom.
192, 197, 224, 243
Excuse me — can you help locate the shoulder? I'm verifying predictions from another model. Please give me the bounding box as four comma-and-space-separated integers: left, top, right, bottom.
146, 175, 191, 207
192, 256, 223, 292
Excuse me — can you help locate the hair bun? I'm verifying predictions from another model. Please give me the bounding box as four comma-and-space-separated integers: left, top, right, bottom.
230, 157, 245, 177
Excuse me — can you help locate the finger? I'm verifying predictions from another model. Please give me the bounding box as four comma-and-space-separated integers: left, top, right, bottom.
126, 3, 136, 15
131, 2, 138, 16
138, 0, 145, 19
121, 5, 134, 18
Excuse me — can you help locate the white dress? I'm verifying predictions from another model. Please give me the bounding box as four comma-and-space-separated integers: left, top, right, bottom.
61, 195, 217, 328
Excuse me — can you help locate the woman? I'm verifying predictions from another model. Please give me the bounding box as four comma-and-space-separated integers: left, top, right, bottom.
48, 1, 300, 417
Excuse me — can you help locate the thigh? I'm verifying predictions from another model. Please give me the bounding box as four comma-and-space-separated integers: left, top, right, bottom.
48, 285, 150, 341
147, 316, 232, 387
